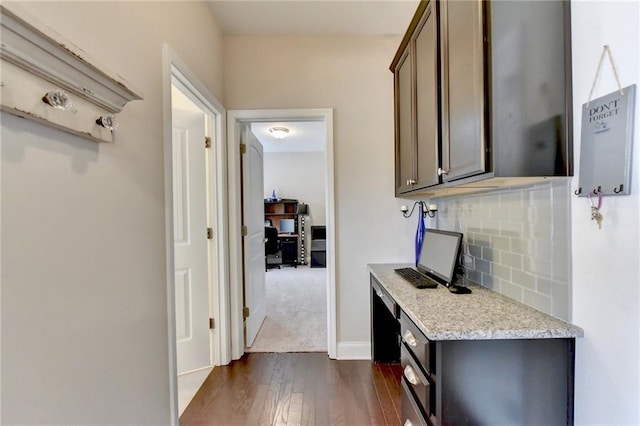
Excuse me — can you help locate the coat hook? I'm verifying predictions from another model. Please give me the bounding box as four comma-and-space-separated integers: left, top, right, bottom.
613, 184, 624, 194
593, 186, 602, 194
42, 89, 72, 110
574, 188, 582, 196
96, 114, 119, 131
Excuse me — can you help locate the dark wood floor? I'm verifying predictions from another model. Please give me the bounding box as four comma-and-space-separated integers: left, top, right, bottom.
180, 352, 403, 426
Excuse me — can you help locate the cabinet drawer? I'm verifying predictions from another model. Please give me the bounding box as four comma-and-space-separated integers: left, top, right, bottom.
400, 310, 433, 374
402, 344, 431, 418
372, 278, 397, 317
401, 377, 430, 426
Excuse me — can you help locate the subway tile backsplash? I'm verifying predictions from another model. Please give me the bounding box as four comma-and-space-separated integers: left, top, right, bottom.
434, 180, 571, 321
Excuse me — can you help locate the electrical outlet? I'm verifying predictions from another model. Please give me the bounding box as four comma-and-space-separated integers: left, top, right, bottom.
462, 254, 474, 268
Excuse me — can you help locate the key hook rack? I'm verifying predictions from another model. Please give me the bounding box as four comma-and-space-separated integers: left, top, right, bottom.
575, 45, 636, 198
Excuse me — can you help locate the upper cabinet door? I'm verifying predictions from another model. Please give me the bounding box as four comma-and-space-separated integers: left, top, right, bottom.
489, 0, 572, 177
440, 0, 486, 182
395, 48, 415, 195
413, 2, 440, 190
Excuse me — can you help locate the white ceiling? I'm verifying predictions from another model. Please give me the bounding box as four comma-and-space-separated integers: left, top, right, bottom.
251, 121, 325, 152
207, 0, 419, 36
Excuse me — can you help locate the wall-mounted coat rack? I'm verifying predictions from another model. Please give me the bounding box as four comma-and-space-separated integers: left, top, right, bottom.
0, 4, 143, 143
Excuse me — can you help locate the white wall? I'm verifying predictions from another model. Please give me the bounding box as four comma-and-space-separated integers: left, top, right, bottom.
264, 151, 326, 226
224, 36, 415, 352
1, 2, 224, 424
571, 2, 640, 424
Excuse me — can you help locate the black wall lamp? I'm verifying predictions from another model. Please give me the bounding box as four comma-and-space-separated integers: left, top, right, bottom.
401, 201, 438, 218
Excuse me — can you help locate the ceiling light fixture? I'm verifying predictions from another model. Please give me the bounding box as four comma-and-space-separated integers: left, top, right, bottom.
269, 126, 290, 139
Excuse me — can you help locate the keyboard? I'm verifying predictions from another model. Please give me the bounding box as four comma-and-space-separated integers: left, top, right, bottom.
394, 268, 438, 289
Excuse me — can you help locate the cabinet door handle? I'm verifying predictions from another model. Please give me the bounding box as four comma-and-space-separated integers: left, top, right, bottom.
403, 330, 418, 347
404, 365, 419, 385
408, 178, 417, 185
438, 167, 450, 176
403, 420, 414, 426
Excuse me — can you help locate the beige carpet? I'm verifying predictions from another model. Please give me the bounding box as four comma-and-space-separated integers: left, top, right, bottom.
246, 266, 327, 353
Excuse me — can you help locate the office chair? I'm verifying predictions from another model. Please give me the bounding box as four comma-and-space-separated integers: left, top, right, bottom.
264, 226, 282, 270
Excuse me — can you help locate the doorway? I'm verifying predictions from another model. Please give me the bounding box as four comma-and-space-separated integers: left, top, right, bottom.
247, 121, 328, 353
227, 109, 337, 360
162, 46, 229, 423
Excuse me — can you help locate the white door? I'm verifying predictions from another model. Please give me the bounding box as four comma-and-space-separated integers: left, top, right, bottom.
241, 126, 267, 347
172, 106, 211, 374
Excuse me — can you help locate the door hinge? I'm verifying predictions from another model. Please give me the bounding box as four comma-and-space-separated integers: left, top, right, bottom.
240, 143, 246, 154
243, 307, 250, 318
207, 227, 213, 239
205, 136, 211, 148
241, 225, 248, 236
209, 317, 215, 329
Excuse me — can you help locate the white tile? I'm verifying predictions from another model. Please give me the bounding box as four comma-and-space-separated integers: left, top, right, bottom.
482, 246, 500, 262
523, 290, 552, 315
482, 220, 501, 235
551, 282, 570, 321
482, 272, 498, 290
523, 256, 552, 278
536, 277, 552, 296
490, 235, 510, 251
493, 264, 512, 281
501, 280, 524, 301
512, 269, 536, 290
475, 258, 492, 274
438, 183, 570, 322
501, 252, 523, 270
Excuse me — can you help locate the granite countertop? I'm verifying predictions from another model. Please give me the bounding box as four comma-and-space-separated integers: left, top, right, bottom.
368, 263, 584, 341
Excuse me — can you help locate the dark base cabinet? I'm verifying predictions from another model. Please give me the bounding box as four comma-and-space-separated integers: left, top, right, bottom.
436, 339, 575, 425
371, 276, 400, 363
405, 324, 575, 426
371, 276, 576, 426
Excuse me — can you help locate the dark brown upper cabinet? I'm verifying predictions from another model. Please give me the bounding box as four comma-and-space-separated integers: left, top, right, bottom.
439, 0, 486, 182
392, 1, 439, 195
391, 0, 573, 197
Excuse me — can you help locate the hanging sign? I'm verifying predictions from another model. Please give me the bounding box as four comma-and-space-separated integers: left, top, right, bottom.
577, 45, 636, 197
578, 84, 636, 196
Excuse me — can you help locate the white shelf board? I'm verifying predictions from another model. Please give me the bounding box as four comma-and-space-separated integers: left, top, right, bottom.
0, 4, 143, 143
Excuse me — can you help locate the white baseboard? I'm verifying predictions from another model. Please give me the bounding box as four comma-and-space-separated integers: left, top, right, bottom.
336, 341, 371, 360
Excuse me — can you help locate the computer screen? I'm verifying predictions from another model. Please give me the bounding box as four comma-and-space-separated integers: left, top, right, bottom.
279, 219, 295, 234
417, 229, 463, 286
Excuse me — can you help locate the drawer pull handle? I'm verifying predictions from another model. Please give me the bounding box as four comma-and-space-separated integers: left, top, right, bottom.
404, 365, 419, 385
404, 420, 413, 426
403, 330, 418, 347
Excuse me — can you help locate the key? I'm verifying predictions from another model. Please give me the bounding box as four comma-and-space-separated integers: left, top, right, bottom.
594, 211, 603, 229
591, 207, 603, 229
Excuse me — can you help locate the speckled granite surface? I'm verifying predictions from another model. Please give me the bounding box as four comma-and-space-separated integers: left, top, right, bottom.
368, 263, 583, 341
